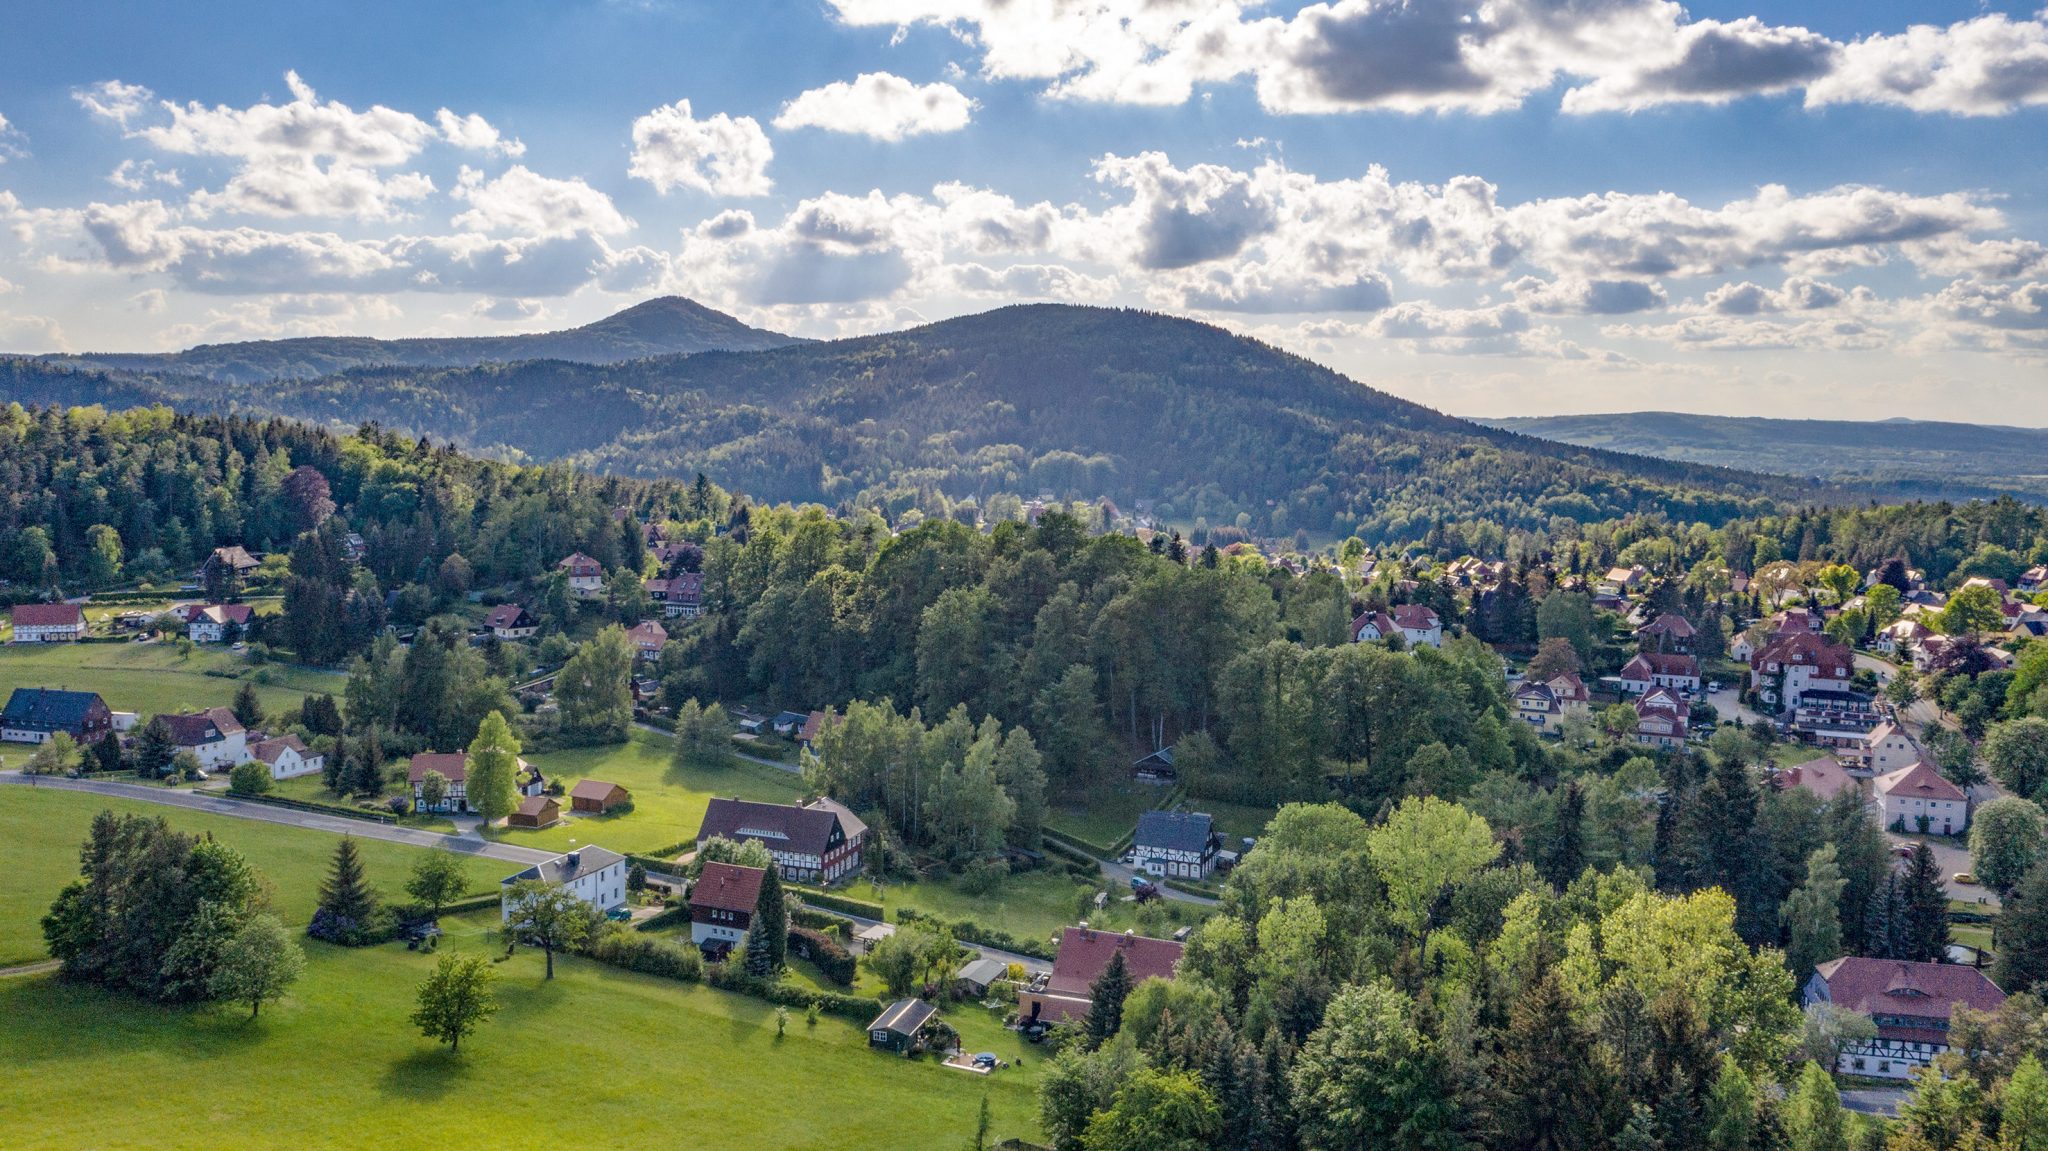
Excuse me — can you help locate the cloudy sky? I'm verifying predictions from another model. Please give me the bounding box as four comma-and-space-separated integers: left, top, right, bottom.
1, 0, 2044, 421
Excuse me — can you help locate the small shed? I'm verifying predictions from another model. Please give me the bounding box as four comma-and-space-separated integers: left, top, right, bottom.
853, 921, 896, 954
508, 794, 562, 829
956, 957, 1009, 996
570, 779, 631, 814
867, 998, 938, 1054
1132, 746, 1176, 784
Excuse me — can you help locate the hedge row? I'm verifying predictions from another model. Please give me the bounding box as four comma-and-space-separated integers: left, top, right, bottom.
791, 906, 848, 934
894, 907, 1056, 961
634, 905, 692, 933
584, 925, 704, 983
788, 925, 857, 985
704, 964, 879, 1021
229, 791, 396, 825
794, 888, 886, 920
1042, 827, 1116, 860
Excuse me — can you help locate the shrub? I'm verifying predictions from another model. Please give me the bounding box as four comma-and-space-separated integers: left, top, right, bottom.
894, 908, 1056, 961
791, 907, 847, 934
704, 964, 877, 1020
227, 761, 274, 796
582, 925, 703, 983
306, 907, 393, 947
796, 889, 886, 919
787, 926, 856, 985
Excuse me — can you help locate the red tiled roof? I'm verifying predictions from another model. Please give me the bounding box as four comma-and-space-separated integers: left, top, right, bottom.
628, 621, 668, 646
1775, 757, 1854, 802
11, 603, 83, 628
571, 778, 628, 802
1046, 927, 1183, 1000
409, 751, 469, 784
1876, 760, 1967, 803
250, 734, 310, 764
691, 861, 766, 914
1753, 631, 1853, 676
1622, 652, 1701, 679
1637, 612, 1697, 638
1390, 604, 1439, 630
1814, 958, 2005, 1030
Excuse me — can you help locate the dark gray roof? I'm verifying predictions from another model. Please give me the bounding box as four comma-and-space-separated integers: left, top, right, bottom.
501, 845, 626, 887
698, 797, 842, 858
3, 688, 108, 732
1136, 810, 1214, 854
957, 958, 1008, 987
1133, 746, 1175, 769
868, 998, 937, 1036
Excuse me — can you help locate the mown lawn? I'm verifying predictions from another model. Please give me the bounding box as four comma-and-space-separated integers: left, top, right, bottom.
0, 909, 1042, 1149
1046, 784, 1157, 850
835, 867, 1212, 946
490, 728, 805, 857
0, 640, 343, 721
0, 788, 504, 966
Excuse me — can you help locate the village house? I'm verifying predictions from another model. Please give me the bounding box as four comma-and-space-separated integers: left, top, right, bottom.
1350, 610, 1398, 644
1634, 687, 1689, 749
1618, 651, 1702, 696
1597, 566, 1648, 597
557, 552, 604, 598
183, 603, 254, 644
644, 572, 704, 619
688, 860, 765, 957
1546, 673, 1592, 715
484, 603, 538, 641
1635, 612, 1697, 653
160, 707, 249, 770
1772, 757, 1857, 804
1803, 958, 2006, 1080
1020, 926, 1184, 1026
250, 734, 322, 780
1131, 811, 1223, 881
1132, 746, 1177, 784
1749, 632, 1855, 711
204, 545, 261, 580
796, 710, 829, 750
409, 750, 545, 814
1, 687, 112, 744
1846, 721, 1924, 776
695, 795, 867, 884
2021, 565, 2048, 595
499, 846, 628, 921
1513, 681, 1564, 732
1876, 619, 1931, 658
9, 603, 87, 643
626, 619, 668, 660
1389, 604, 1443, 648
1874, 761, 1970, 836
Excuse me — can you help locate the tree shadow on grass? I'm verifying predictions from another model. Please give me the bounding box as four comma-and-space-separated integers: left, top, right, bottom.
379, 1047, 472, 1101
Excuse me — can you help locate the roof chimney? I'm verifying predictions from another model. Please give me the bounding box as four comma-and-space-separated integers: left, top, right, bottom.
566, 851, 580, 869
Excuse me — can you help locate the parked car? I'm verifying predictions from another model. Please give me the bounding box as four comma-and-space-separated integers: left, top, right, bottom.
1955, 872, 1978, 885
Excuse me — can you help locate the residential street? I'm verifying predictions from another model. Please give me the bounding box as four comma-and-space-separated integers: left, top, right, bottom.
1096, 854, 1220, 907
0, 771, 561, 865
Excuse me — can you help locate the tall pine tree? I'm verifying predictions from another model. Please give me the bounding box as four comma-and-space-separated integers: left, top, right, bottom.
309, 837, 381, 945
1086, 949, 1133, 1049
745, 865, 787, 977
1900, 843, 1953, 963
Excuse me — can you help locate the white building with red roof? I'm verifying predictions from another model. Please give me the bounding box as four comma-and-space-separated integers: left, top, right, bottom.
1633, 686, 1689, 749
1020, 926, 1185, 1026
557, 552, 604, 598
1804, 958, 2005, 1079
1874, 761, 1970, 835
1389, 604, 1442, 648
9, 602, 85, 643
1749, 632, 1854, 710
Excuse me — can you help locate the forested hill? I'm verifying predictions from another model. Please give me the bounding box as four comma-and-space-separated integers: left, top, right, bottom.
1489, 411, 2048, 502
31, 296, 803, 383
5, 303, 1828, 544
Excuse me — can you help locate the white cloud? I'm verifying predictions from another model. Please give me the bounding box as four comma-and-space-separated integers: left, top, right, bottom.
0, 309, 66, 351
1902, 236, 2048, 281
155, 293, 403, 346
1606, 312, 1891, 351
774, 72, 976, 140
436, 108, 525, 156
471, 297, 546, 321
451, 165, 632, 238
1807, 13, 2048, 116
1700, 276, 1854, 315
0, 111, 24, 161
107, 159, 182, 191
1559, 18, 1840, 114
628, 99, 773, 196
72, 80, 153, 128
1505, 275, 1667, 314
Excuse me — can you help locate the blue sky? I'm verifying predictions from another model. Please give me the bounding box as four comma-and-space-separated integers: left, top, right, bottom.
1, 0, 2044, 421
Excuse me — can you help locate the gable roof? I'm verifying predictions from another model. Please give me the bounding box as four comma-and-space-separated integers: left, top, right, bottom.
1351, 610, 1397, 640
1636, 686, 1686, 716
1047, 927, 1184, 1000
485, 603, 533, 629
868, 997, 938, 1037
514, 794, 559, 820
1136, 810, 1215, 854
250, 735, 311, 764
1621, 651, 1701, 680
11, 603, 84, 628
803, 795, 868, 843
1774, 757, 1854, 802
209, 545, 259, 570
1814, 958, 2005, 1026
1875, 760, 1967, 803
1753, 631, 1853, 675
1637, 612, 1696, 638
570, 778, 629, 802
1390, 604, 1439, 631
502, 845, 626, 887
195, 604, 254, 626
697, 797, 843, 858
159, 706, 245, 746
2, 687, 107, 730
690, 861, 766, 914
408, 751, 470, 784
557, 551, 601, 574
1547, 673, 1589, 702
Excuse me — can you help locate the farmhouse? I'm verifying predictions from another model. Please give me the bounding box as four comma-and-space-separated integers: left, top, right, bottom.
1131, 810, 1223, 881
249, 734, 322, 780
160, 707, 249, 769
499, 846, 629, 921
484, 603, 538, 641
184, 603, 254, 644
688, 860, 765, 956
1020, 926, 1184, 1026
1, 687, 112, 744
557, 552, 604, 598
1803, 958, 2006, 1080
408, 751, 545, 814
696, 796, 867, 884
9, 603, 86, 643
570, 778, 631, 814
1874, 761, 1970, 836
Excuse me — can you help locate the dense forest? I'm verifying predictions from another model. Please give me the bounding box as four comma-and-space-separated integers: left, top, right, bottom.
3, 301, 1839, 546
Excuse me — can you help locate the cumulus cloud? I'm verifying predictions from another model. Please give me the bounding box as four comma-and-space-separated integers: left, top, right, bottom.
827, 1, 2048, 117
155, 292, 403, 346
1606, 313, 1890, 351
451, 165, 632, 238
107, 159, 182, 191
628, 99, 773, 196
1506, 276, 1667, 314
774, 72, 976, 140
1701, 276, 1853, 315
72, 79, 153, 128
471, 297, 546, 321
436, 109, 525, 157
0, 309, 66, 351
0, 111, 25, 161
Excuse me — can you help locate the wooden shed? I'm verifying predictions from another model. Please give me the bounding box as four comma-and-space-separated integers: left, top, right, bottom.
570, 778, 631, 814
867, 998, 937, 1055
508, 794, 562, 829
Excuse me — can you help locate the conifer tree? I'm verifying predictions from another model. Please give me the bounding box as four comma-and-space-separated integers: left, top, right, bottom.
1086, 949, 1133, 1049
1900, 843, 1953, 963
1997, 859, 2048, 993
746, 864, 787, 976
310, 837, 380, 944
135, 716, 177, 779
232, 681, 264, 727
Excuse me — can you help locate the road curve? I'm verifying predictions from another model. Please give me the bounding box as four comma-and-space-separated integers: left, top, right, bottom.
0, 772, 560, 866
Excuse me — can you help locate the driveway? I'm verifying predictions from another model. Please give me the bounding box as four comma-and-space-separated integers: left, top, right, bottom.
1841, 1087, 1909, 1118
1096, 855, 1219, 907
0, 772, 560, 865
1706, 689, 1767, 729
1889, 832, 1999, 909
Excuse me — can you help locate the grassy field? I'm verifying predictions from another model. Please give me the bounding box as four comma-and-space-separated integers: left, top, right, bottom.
837, 867, 1212, 945
1046, 784, 1157, 849
490, 729, 805, 857
0, 640, 343, 721
0, 788, 505, 966
0, 907, 1044, 1149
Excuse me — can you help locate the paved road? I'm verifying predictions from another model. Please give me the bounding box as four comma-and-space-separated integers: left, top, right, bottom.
1841, 1087, 1908, 1118
1095, 854, 1220, 907
801, 900, 1052, 976
0, 772, 560, 865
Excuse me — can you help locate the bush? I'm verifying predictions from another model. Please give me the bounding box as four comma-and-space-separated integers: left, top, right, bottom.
704, 964, 877, 1020
227, 761, 273, 796
787, 926, 856, 985
791, 907, 847, 935
958, 857, 1010, 896
796, 889, 886, 920
306, 907, 393, 947
634, 905, 693, 933
583, 925, 703, 983
893, 908, 1056, 961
